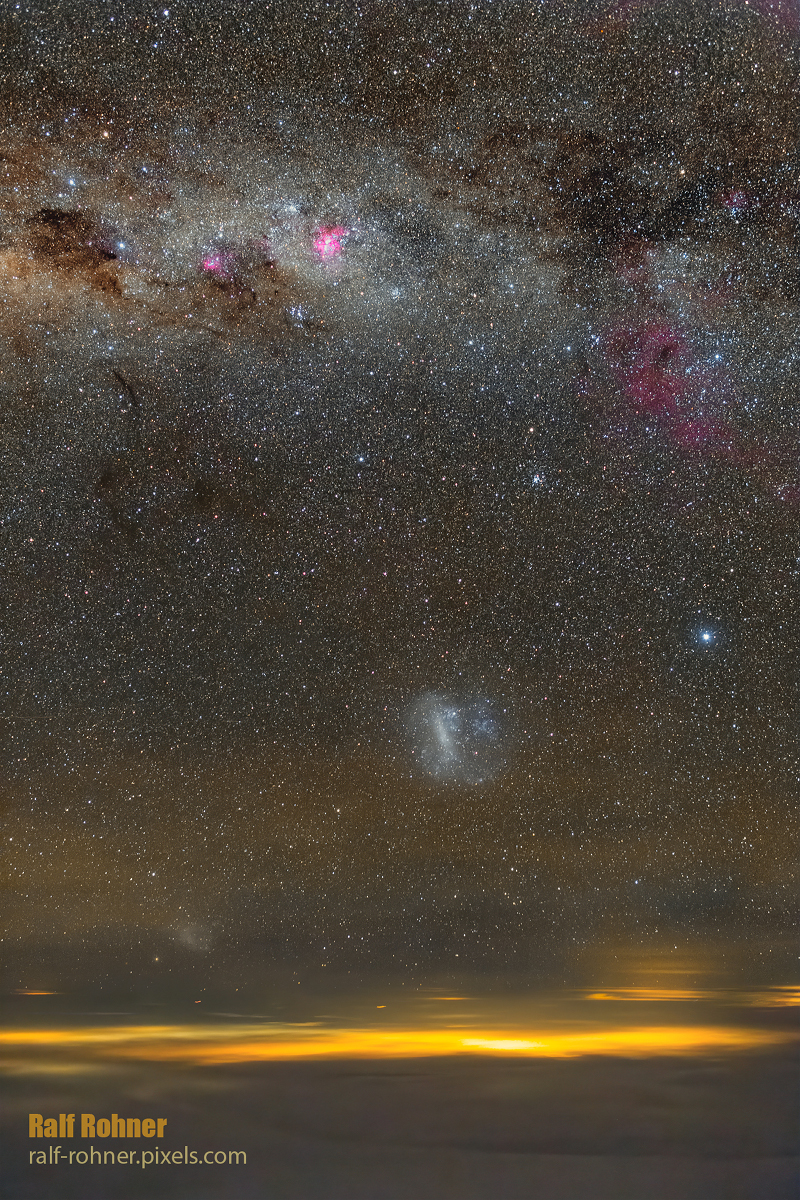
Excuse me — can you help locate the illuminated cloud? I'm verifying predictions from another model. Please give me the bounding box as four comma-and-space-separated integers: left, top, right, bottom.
1, 1020, 794, 1069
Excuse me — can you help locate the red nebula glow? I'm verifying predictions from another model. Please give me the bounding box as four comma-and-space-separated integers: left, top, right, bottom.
671, 418, 736, 454
201, 250, 235, 277
601, 319, 745, 460
313, 226, 348, 259
719, 189, 759, 213
604, 321, 691, 418
747, 0, 800, 30
597, 318, 800, 503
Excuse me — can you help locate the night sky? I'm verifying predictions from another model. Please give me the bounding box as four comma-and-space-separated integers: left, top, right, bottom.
1, 0, 798, 1004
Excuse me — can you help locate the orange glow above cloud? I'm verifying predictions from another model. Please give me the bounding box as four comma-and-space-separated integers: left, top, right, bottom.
0, 1022, 794, 1066
586, 986, 800, 1005
587, 989, 713, 1001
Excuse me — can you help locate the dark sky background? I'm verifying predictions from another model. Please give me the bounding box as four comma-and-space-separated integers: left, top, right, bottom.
0, 0, 798, 1002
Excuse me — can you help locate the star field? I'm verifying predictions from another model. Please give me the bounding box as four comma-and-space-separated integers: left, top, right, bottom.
0, 0, 797, 999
